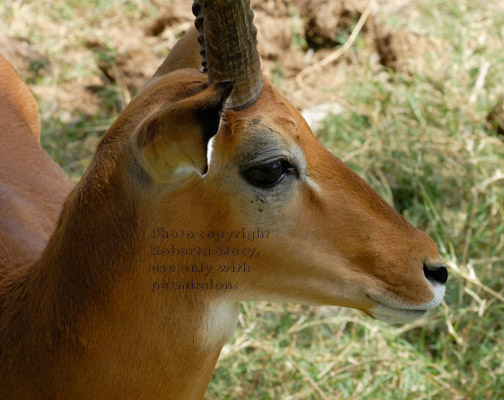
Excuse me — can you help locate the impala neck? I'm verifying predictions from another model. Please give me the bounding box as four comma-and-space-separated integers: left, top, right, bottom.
1, 144, 235, 400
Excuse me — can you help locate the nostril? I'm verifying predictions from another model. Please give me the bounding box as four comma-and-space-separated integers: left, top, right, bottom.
423, 263, 448, 285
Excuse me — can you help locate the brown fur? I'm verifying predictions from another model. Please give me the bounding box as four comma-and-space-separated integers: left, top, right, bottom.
0, 27, 444, 399
0, 56, 74, 274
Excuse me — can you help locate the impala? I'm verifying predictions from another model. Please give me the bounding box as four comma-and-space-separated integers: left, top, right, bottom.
0, 0, 447, 398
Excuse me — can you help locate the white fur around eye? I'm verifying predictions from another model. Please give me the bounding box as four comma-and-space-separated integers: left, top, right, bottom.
290, 146, 321, 193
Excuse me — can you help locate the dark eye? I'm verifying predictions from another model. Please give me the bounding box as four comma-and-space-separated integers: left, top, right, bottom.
242, 159, 294, 188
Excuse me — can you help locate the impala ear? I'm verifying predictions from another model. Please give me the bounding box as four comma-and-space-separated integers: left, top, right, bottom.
132, 81, 233, 184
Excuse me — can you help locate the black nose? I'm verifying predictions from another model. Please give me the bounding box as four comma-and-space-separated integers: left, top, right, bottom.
423, 263, 448, 285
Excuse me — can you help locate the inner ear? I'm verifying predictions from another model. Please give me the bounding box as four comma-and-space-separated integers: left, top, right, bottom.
132, 81, 234, 185
194, 81, 233, 143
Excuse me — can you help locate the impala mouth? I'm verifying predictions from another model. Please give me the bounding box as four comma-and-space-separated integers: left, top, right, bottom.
366, 296, 428, 324
366, 283, 445, 324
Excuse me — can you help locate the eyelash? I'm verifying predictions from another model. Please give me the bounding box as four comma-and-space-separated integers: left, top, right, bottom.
241, 158, 295, 188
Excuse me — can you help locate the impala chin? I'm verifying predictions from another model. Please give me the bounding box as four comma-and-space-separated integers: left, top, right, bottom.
366, 283, 446, 324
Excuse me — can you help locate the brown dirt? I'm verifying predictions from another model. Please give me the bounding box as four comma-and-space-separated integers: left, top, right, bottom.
293, 0, 374, 49
487, 97, 504, 136
1, 0, 441, 118
0, 34, 48, 80
374, 25, 435, 74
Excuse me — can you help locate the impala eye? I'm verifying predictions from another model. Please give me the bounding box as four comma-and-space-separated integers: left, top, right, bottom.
242, 159, 294, 188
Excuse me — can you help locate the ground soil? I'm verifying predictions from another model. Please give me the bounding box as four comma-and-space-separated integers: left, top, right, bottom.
487, 97, 504, 135
1, 0, 438, 118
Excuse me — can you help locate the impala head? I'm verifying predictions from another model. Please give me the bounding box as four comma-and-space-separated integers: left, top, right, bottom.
0, 2, 450, 398
85, 0, 447, 326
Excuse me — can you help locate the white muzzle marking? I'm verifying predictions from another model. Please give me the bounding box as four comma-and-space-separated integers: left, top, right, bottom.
368, 283, 446, 324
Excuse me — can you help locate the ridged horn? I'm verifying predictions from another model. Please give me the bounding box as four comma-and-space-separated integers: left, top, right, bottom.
192, 0, 263, 110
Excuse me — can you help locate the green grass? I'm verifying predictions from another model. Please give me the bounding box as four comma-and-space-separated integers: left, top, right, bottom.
2, 0, 503, 398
